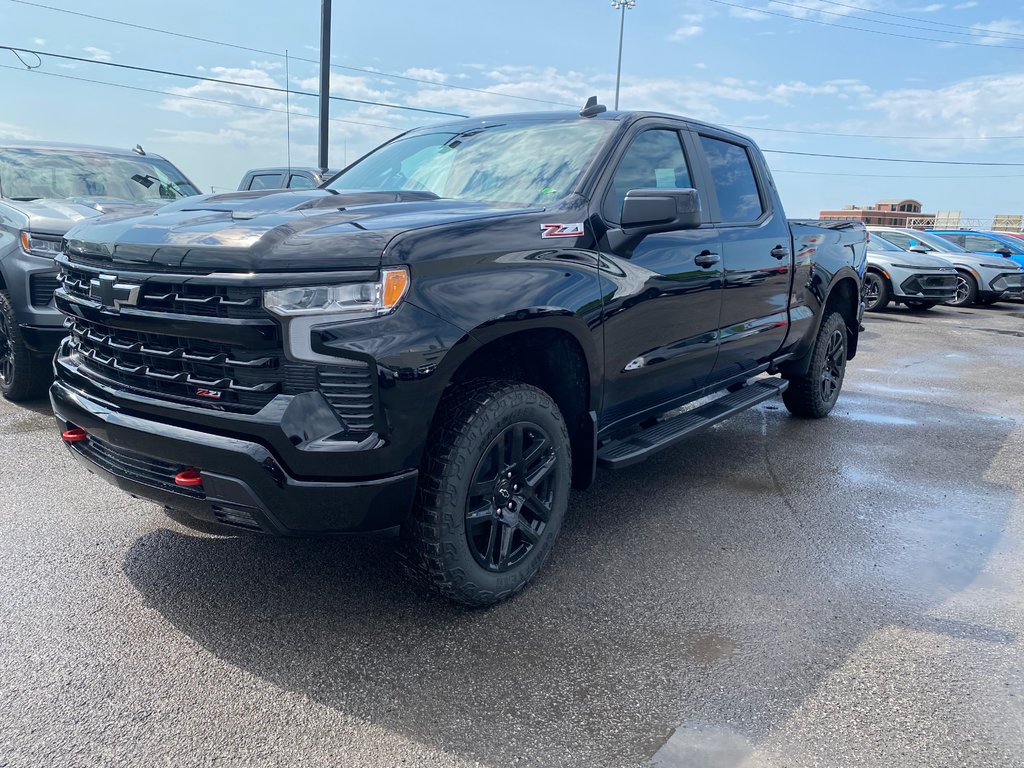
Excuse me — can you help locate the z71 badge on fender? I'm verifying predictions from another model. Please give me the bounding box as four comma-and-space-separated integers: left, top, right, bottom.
540, 222, 584, 239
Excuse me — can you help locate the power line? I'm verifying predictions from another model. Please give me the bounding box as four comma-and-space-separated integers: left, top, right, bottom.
763, 149, 1024, 166
748, 0, 1024, 43
810, 0, 1024, 41
703, 0, 1024, 50
0, 63, 400, 130
5, 0, 578, 108
0, 46, 469, 118
723, 123, 1024, 141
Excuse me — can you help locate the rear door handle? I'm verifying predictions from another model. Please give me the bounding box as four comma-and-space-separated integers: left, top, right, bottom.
771, 245, 790, 260
694, 251, 720, 268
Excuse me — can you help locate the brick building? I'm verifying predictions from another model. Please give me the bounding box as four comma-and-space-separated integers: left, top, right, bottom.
818, 199, 933, 226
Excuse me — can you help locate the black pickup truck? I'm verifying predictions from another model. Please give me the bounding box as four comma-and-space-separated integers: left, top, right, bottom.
51, 103, 866, 606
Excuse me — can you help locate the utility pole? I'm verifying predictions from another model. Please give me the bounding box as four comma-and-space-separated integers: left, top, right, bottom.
318, 0, 332, 172
612, 0, 635, 111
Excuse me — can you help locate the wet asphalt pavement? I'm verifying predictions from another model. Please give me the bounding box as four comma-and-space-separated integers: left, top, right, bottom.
2, 302, 1023, 768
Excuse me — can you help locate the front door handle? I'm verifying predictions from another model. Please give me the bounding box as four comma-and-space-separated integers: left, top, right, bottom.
694, 251, 720, 268
771, 245, 790, 260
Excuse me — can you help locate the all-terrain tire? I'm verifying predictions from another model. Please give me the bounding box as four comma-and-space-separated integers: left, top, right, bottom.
0, 290, 50, 402
400, 379, 571, 607
782, 311, 847, 419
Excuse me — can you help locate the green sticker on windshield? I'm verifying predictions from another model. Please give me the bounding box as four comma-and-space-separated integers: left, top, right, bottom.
541, 187, 558, 196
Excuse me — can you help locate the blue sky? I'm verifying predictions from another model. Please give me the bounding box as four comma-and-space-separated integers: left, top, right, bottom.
3, 0, 1023, 218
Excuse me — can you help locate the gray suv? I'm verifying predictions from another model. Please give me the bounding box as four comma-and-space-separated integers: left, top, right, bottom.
0, 142, 199, 400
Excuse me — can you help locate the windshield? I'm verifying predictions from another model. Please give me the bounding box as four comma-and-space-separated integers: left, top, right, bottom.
0, 148, 199, 201
328, 119, 617, 206
867, 232, 903, 252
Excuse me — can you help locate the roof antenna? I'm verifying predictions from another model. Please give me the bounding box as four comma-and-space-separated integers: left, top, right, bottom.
133, 144, 146, 156
580, 96, 607, 118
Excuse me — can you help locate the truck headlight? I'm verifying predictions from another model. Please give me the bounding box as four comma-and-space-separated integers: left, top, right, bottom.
20, 231, 63, 258
263, 267, 409, 318
264, 267, 410, 364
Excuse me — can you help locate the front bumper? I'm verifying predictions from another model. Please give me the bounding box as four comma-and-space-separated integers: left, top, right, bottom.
50, 378, 419, 535
894, 270, 957, 303
985, 271, 1024, 300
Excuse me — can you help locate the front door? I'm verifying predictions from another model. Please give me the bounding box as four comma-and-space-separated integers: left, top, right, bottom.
597, 126, 724, 428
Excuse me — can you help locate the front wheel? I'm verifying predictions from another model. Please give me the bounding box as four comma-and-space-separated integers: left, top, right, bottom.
862, 272, 890, 312
783, 311, 848, 418
401, 380, 571, 607
0, 289, 50, 402
946, 271, 978, 307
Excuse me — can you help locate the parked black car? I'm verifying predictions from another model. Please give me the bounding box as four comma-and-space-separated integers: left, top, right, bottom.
51, 105, 865, 605
0, 142, 199, 400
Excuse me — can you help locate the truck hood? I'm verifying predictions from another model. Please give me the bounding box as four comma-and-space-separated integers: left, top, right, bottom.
12, 196, 161, 235
63, 189, 541, 272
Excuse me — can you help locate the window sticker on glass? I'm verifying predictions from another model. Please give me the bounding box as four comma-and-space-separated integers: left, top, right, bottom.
654, 168, 676, 188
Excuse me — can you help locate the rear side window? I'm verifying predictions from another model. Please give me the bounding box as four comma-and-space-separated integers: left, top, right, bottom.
940, 233, 967, 248
699, 136, 764, 223
248, 173, 284, 190
287, 174, 316, 189
603, 130, 693, 223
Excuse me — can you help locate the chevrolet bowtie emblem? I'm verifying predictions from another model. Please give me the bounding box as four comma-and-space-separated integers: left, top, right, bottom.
89, 274, 140, 311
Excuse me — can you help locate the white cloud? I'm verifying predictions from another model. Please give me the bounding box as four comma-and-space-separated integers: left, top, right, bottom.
970, 18, 1024, 45
909, 3, 944, 12
83, 47, 111, 62
954, 1, 977, 8
695, 62, 708, 69
671, 25, 704, 40
730, 7, 770, 20
0, 121, 34, 140
404, 68, 447, 84
32, 38, 45, 46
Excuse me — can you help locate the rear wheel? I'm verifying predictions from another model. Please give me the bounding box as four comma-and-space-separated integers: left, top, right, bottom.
946, 271, 978, 307
0, 290, 50, 402
862, 272, 890, 312
783, 311, 847, 419
401, 380, 571, 607
903, 300, 937, 310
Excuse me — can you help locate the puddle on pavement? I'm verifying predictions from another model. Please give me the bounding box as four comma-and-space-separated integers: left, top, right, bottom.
686, 633, 737, 664
971, 327, 1024, 338
856, 382, 949, 398
651, 720, 754, 767
837, 411, 917, 426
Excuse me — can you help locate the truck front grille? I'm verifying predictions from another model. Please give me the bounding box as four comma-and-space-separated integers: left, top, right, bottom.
72, 433, 203, 498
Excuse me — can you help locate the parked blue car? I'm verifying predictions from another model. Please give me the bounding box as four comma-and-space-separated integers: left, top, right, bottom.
930, 230, 1024, 270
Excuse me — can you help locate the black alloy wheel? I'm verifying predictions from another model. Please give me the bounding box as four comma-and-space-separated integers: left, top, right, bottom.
465, 422, 558, 573
862, 272, 889, 312
819, 326, 846, 406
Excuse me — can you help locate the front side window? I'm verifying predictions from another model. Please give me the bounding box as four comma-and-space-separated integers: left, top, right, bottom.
939, 233, 967, 248
965, 234, 1020, 253
603, 129, 693, 222
699, 136, 764, 223
0, 148, 198, 201
248, 173, 284, 190
328, 119, 616, 207
287, 174, 316, 189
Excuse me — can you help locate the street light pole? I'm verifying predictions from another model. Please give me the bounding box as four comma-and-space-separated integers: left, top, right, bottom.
318, 0, 332, 173
612, 0, 635, 111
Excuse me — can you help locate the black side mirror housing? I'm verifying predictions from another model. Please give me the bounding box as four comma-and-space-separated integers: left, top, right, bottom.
607, 188, 702, 254
995, 247, 1014, 256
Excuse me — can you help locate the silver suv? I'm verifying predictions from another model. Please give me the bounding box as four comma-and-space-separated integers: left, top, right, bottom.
868, 227, 1024, 307
863, 231, 957, 311
0, 142, 199, 400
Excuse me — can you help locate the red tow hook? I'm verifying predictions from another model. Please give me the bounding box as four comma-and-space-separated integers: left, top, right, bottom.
174, 469, 203, 488
62, 428, 88, 443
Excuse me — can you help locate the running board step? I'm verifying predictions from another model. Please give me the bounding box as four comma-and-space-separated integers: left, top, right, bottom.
597, 378, 789, 469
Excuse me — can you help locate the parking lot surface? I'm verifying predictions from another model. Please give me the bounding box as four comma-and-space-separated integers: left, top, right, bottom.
2, 302, 1023, 768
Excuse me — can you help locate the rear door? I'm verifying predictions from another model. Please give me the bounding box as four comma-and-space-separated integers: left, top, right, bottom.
597, 122, 723, 426
694, 130, 792, 384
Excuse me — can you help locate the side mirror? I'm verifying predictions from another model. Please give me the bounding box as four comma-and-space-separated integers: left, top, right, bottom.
994, 246, 1014, 256
608, 188, 702, 254
907, 245, 931, 254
